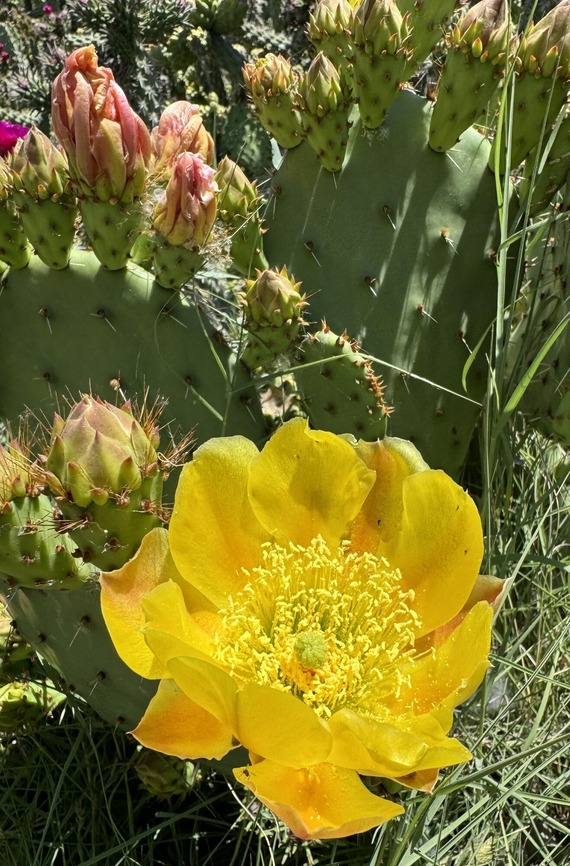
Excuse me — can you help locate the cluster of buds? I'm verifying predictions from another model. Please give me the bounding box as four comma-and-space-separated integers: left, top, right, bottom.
516, 0, 570, 80
449, 0, 511, 64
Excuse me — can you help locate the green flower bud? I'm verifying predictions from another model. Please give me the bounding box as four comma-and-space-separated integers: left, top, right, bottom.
242, 54, 303, 149
240, 267, 307, 328
450, 0, 511, 65
9, 128, 73, 200
518, 0, 570, 80
215, 156, 260, 222
296, 53, 348, 118
44, 396, 160, 508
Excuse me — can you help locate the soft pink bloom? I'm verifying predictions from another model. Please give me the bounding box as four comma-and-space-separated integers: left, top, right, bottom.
150, 101, 215, 176
51, 45, 151, 201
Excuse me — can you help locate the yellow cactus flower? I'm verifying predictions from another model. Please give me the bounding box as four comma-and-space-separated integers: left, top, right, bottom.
101, 418, 504, 840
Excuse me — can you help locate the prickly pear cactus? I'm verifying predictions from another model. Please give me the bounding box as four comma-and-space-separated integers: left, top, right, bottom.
243, 0, 570, 475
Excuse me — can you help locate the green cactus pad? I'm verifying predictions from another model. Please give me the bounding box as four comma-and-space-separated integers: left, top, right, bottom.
264, 90, 505, 475
1, 578, 157, 729
0, 250, 266, 448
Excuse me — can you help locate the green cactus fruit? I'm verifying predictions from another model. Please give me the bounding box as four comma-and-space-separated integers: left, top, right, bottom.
519, 107, 570, 215
237, 266, 307, 370
80, 198, 146, 270
0, 250, 266, 450
490, 0, 570, 172
264, 89, 506, 476
0, 494, 96, 589
294, 324, 392, 438
397, 0, 459, 68
0, 679, 66, 734
135, 749, 197, 801
215, 157, 268, 276
1, 578, 157, 729
0, 442, 94, 589
296, 53, 353, 172
0, 158, 31, 269
242, 54, 304, 150
9, 128, 78, 269
307, 0, 355, 86
352, 0, 412, 129
429, 0, 512, 153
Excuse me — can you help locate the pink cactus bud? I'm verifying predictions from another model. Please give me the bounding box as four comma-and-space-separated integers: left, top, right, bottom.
51, 45, 151, 202
153, 152, 218, 248
151, 101, 215, 176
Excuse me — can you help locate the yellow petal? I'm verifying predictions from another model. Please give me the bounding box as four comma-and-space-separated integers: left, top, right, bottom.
169, 436, 269, 608
421, 574, 507, 649
328, 708, 472, 778
235, 684, 332, 768
379, 470, 483, 636
132, 679, 234, 761
100, 528, 177, 679
390, 601, 493, 719
394, 767, 440, 793
234, 759, 404, 840
142, 579, 219, 664
168, 656, 238, 732
350, 437, 429, 553
248, 418, 375, 548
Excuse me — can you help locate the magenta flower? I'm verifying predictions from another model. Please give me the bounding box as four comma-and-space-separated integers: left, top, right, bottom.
0, 121, 30, 157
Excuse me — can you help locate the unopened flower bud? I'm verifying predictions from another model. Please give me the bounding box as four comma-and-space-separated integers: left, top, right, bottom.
151, 101, 215, 177
240, 267, 307, 328
153, 152, 218, 248
51, 45, 151, 202
10, 128, 71, 199
214, 156, 259, 222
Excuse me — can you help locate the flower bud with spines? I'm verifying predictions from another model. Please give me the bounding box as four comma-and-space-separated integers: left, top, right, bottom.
152, 151, 218, 288
151, 101, 215, 180
296, 53, 353, 171
215, 156, 268, 276
42, 396, 173, 571
306, 0, 355, 87
0, 157, 31, 268
429, 0, 512, 153
51, 45, 152, 268
9, 128, 78, 268
238, 266, 307, 369
490, 0, 570, 171
352, 0, 413, 129
242, 54, 304, 150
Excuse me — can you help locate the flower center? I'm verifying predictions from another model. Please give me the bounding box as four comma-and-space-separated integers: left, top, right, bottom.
213, 536, 420, 718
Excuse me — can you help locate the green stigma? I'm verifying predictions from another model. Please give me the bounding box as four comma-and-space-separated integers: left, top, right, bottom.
294, 631, 327, 670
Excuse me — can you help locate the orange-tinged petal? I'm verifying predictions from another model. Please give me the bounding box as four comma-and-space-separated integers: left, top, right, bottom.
141, 579, 219, 663
389, 601, 493, 719
234, 759, 404, 840
168, 656, 238, 732
394, 767, 440, 793
350, 437, 429, 553
132, 678, 234, 760
328, 708, 472, 778
379, 470, 483, 636
248, 418, 375, 548
421, 574, 507, 649
169, 436, 269, 608
100, 528, 176, 679
235, 684, 332, 768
